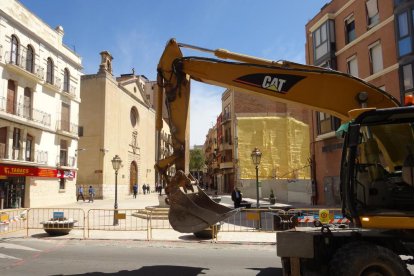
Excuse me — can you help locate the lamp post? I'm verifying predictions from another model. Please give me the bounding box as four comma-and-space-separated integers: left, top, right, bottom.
251, 147, 262, 209
111, 155, 122, 226
251, 147, 262, 229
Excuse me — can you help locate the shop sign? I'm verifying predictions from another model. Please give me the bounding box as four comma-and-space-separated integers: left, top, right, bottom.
0, 165, 75, 179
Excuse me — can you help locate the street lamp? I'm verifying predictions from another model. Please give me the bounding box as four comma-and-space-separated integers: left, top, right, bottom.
111, 155, 122, 226
251, 147, 262, 208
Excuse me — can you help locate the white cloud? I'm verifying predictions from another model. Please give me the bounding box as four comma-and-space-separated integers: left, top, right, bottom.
189, 82, 224, 147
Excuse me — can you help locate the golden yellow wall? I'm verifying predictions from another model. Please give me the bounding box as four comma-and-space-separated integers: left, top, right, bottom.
238, 117, 310, 180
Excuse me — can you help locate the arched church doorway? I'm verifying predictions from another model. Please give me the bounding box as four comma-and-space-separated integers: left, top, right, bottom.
130, 161, 137, 193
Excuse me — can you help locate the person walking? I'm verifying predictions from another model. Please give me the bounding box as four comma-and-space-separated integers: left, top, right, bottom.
77, 186, 85, 202
88, 185, 95, 203
142, 183, 146, 195
133, 183, 138, 198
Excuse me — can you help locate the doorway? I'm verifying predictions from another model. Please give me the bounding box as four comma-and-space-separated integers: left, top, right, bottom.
0, 177, 25, 208
130, 161, 137, 193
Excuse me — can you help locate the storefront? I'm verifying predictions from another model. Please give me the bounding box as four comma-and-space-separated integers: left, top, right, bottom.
0, 176, 25, 209
0, 165, 76, 209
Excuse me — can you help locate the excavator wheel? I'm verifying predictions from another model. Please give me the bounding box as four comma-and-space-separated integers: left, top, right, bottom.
329, 242, 410, 276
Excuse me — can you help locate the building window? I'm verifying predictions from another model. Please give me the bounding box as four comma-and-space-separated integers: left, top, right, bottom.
347, 55, 359, 77
369, 41, 383, 74
317, 112, 340, 135
10, 35, 19, 65
59, 178, 65, 190
313, 22, 329, 61
23, 87, 32, 119
7, 80, 16, 115
223, 104, 231, 121
130, 107, 139, 127
60, 139, 67, 166
63, 68, 70, 92
0, 127, 6, 159
26, 45, 34, 73
61, 102, 70, 132
13, 128, 20, 150
46, 57, 54, 84
26, 134, 33, 161
403, 64, 414, 91
345, 15, 356, 44
366, 0, 379, 28
397, 11, 412, 57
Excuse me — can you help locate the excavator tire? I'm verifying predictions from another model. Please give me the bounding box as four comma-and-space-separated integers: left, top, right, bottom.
328, 242, 410, 276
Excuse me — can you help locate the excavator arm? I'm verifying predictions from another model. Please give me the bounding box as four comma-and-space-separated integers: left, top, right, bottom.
155, 38, 399, 233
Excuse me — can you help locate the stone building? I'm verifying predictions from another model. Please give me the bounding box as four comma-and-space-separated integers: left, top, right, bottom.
78, 52, 158, 199
0, 0, 82, 208
305, 0, 401, 205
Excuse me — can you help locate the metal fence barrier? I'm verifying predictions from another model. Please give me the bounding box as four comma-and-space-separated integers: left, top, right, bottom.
220, 208, 285, 232
1, 207, 351, 241
87, 209, 148, 239
147, 208, 170, 240
26, 208, 86, 238
0, 208, 28, 235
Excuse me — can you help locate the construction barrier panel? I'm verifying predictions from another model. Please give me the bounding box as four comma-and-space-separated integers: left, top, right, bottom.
286, 208, 351, 227
0, 208, 28, 235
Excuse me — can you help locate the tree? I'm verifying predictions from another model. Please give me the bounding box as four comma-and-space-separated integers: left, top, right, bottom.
190, 149, 205, 180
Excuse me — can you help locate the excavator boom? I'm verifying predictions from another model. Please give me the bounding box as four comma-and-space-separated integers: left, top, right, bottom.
155, 38, 399, 233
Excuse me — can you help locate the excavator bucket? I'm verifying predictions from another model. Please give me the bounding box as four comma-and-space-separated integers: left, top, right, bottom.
168, 184, 239, 233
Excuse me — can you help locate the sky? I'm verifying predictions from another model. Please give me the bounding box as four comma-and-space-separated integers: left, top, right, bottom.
19, 0, 330, 146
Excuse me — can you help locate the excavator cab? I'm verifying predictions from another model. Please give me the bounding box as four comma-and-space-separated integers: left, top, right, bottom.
342, 107, 414, 227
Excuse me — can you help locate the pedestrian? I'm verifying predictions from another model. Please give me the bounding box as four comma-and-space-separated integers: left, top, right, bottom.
142, 183, 146, 195
88, 185, 95, 203
146, 184, 150, 194
77, 186, 85, 202
158, 183, 162, 195
231, 186, 242, 208
133, 183, 138, 198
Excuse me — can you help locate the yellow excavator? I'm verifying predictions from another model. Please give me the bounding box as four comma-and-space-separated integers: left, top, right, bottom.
155, 39, 414, 275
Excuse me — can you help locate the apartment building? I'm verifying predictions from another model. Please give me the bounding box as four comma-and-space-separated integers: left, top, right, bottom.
0, 1, 82, 208
305, 0, 400, 205
205, 88, 313, 204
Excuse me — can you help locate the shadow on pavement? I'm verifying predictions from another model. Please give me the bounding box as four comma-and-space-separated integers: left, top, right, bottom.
58, 265, 208, 275
249, 267, 283, 276
178, 234, 208, 241
54, 265, 282, 276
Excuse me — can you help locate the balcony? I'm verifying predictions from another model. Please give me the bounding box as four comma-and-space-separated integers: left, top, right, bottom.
5, 51, 44, 83
56, 155, 75, 168
45, 76, 62, 92
56, 120, 79, 136
35, 150, 48, 164
221, 112, 231, 124
63, 84, 77, 98
0, 97, 52, 128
